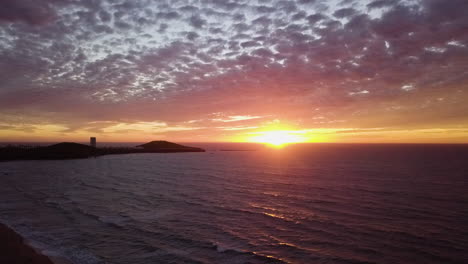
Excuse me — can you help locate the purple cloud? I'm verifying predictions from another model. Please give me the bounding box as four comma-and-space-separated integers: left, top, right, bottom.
0, 0, 467, 139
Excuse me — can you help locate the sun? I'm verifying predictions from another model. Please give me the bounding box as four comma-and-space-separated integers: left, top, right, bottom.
247, 130, 308, 147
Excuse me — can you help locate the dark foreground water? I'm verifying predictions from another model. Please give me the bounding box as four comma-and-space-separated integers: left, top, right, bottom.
0, 144, 467, 264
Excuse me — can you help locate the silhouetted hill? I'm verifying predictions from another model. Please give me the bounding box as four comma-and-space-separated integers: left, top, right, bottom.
39, 142, 95, 159
44, 142, 94, 152
136, 141, 204, 152
0, 141, 204, 161
0, 142, 95, 160
26, 142, 96, 160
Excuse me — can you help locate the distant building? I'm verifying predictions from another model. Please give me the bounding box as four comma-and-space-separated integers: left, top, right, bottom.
90, 137, 96, 148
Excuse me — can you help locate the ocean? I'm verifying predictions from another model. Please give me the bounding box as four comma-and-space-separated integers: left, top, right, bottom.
0, 143, 467, 264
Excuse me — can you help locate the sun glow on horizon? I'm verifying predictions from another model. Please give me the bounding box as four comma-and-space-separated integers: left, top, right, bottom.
246, 130, 310, 147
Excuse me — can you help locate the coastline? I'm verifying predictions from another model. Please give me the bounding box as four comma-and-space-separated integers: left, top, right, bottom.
0, 222, 72, 264
0, 141, 205, 161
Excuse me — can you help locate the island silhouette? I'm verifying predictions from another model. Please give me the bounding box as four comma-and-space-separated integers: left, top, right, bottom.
0, 141, 205, 161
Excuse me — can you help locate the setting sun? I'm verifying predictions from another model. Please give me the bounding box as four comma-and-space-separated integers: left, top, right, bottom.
247, 130, 309, 147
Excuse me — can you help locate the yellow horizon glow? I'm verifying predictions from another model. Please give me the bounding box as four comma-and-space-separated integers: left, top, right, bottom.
1, 120, 468, 144
237, 123, 330, 147
246, 130, 310, 147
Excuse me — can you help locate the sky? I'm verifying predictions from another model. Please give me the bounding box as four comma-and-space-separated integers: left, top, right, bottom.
0, 0, 467, 143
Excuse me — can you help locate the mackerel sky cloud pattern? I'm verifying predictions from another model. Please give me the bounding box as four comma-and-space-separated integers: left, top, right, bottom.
0, 0, 467, 142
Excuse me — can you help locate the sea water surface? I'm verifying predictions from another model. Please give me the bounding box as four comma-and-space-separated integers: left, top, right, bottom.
0, 144, 467, 264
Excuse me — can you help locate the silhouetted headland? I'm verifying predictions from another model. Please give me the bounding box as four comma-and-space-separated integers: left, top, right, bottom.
136, 140, 204, 152
0, 141, 205, 161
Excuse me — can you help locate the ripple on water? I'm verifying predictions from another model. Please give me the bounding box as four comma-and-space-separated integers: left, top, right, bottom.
0, 145, 467, 264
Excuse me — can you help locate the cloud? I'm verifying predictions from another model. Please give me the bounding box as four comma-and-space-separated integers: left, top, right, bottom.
0, 0, 56, 25
156, 11, 180, 20
213, 115, 264, 123
189, 15, 206, 28
256, 5, 276, 13
307, 13, 327, 24
333, 8, 357, 18
0, 0, 467, 142
367, 0, 400, 9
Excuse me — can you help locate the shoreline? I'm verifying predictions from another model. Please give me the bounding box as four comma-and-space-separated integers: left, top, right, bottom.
0, 222, 72, 264
0, 141, 205, 161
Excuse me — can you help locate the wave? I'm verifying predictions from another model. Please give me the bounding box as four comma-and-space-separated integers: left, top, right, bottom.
210, 241, 287, 264
0, 219, 104, 264
1, 147, 467, 264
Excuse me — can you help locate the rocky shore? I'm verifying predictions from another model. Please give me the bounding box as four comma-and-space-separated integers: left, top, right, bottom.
0, 222, 71, 264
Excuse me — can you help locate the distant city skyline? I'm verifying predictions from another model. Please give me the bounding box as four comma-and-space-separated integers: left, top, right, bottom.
1, 0, 467, 143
